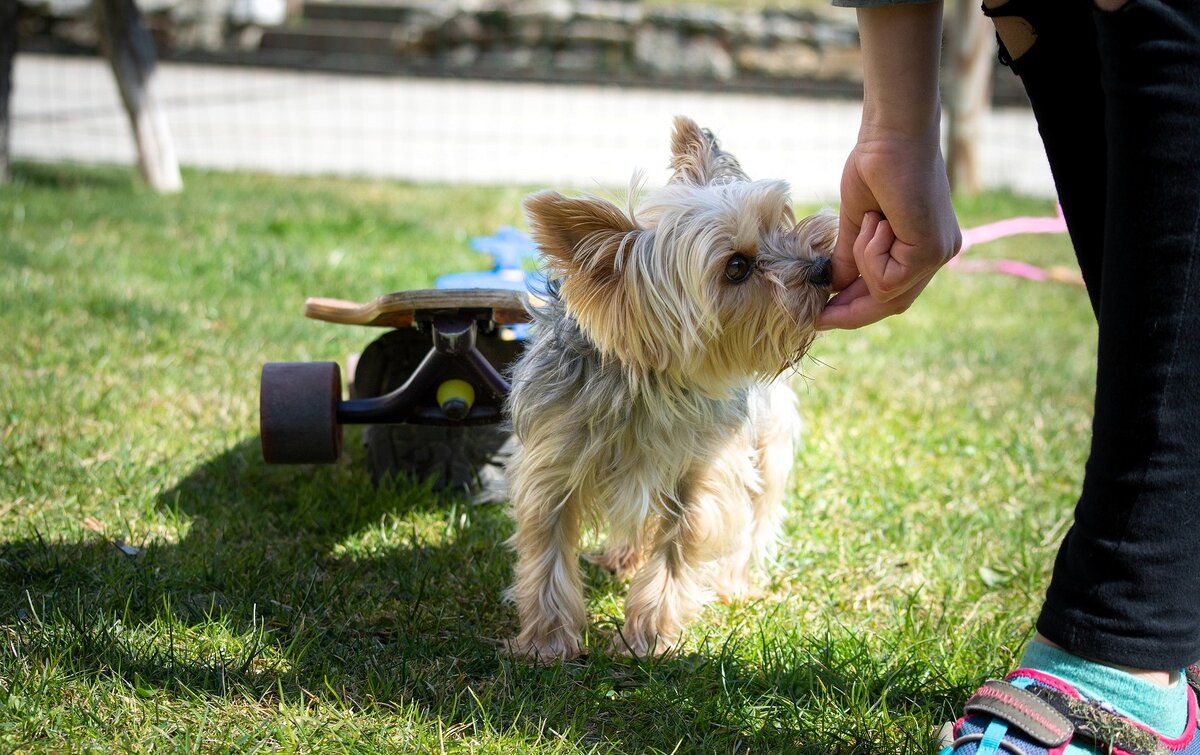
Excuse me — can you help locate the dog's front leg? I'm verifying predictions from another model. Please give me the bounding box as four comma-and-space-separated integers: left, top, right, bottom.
506, 464, 586, 663
619, 468, 751, 657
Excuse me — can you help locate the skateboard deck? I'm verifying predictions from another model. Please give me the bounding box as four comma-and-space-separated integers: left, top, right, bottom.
304, 288, 533, 329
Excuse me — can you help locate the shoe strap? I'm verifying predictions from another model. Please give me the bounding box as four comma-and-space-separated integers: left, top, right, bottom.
963, 680, 1074, 747
963, 672, 1200, 755
965, 678, 1179, 755
1025, 684, 1172, 755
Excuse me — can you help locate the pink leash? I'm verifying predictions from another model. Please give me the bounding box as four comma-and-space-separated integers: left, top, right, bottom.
949, 203, 1083, 285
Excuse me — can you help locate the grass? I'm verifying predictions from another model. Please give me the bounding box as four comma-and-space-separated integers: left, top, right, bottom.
0, 162, 1095, 753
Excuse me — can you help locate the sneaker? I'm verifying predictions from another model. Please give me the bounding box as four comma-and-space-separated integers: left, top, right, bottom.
938, 665, 1200, 755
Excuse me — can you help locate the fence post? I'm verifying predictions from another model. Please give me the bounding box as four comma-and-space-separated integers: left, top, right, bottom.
945, 0, 994, 196
1, 0, 17, 183
94, 0, 183, 192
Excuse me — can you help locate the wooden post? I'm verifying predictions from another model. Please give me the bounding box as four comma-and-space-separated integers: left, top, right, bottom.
94, 0, 183, 192
1, 0, 17, 183
945, 0, 995, 196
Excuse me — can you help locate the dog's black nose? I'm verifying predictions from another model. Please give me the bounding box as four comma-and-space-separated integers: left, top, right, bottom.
808, 256, 833, 287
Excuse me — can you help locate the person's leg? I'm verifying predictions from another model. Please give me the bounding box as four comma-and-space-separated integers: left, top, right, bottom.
943, 1, 1200, 752
1037, 0, 1200, 673
982, 0, 1200, 679
981, 0, 1108, 315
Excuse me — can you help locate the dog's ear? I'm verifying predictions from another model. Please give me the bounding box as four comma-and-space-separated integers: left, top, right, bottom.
669, 116, 749, 186
523, 190, 641, 285
525, 190, 662, 367
796, 212, 838, 256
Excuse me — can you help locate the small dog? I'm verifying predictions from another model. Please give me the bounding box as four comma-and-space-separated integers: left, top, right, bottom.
505, 117, 835, 661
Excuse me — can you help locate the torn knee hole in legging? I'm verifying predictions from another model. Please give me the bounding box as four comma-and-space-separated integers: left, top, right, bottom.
982, 0, 1131, 69
981, 0, 1040, 67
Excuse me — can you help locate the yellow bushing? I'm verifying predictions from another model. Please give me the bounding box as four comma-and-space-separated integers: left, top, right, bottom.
437, 379, 475, 420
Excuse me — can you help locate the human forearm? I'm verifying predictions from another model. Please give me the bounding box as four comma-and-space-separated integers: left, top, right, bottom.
857, 1, 944, 140
819, 0, 959, 330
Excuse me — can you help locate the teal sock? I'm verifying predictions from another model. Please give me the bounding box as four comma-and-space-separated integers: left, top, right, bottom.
1018, 640, 1189, 754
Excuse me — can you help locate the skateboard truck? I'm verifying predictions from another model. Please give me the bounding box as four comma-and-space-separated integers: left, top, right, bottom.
336, 313, 510, 426
260, 296, 521, 466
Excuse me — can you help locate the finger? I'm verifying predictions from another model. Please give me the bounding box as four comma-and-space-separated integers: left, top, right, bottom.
817, 283, 915, 330
822, 275, 872, 311
821, 221, 886, 324
818, 272, 934, 331
830, 208, 867, 292
836, 211, 883, 292
855, 218, 924, 303
815, 277, 872, 330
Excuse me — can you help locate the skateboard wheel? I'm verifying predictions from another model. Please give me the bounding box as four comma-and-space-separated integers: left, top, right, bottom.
260, 361, 344, 464
436, 379, 475, 420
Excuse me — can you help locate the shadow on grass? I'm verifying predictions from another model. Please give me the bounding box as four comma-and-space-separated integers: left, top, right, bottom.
7, 162, 140, 193
1, 437, 969, 752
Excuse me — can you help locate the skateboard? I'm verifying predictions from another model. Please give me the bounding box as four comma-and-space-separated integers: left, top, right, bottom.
260, 288, 532, 491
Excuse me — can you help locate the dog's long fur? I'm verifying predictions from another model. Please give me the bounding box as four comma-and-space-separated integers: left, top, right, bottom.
505, 117, 835, 661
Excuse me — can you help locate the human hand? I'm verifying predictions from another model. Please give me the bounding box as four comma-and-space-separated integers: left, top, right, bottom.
818, 133, 961, 331
817, 1, 961, 331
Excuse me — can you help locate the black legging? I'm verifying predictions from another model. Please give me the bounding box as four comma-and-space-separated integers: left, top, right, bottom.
983, 0, 1200, 670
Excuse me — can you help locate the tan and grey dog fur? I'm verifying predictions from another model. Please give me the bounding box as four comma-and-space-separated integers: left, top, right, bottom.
504, 117, 836, 662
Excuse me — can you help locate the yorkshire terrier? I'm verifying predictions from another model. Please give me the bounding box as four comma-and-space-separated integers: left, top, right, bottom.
504, 117, 835, 661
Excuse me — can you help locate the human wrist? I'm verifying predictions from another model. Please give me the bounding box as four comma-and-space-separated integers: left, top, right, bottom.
855, 116, 942, 155
856, 2, 944, 137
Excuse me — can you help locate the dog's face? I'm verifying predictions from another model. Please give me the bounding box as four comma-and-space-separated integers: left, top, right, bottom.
524, 117, 835, 395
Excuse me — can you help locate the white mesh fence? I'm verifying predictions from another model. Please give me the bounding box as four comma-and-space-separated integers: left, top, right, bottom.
11, 52, 1054, 200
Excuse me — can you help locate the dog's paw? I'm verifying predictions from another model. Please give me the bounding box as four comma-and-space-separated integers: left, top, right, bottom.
507, 633, 584, 665
583, 543, 644, 579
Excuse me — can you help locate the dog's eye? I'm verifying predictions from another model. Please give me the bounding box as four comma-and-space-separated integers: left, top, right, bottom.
724, 254, 753, 283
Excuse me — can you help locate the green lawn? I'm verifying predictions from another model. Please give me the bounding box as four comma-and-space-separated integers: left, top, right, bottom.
0, 163, 1095, 753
